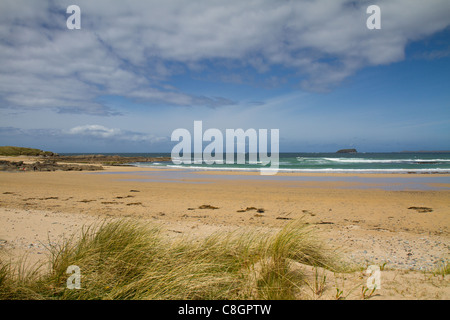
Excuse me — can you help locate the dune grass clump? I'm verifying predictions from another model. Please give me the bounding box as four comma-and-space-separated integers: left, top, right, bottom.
0, 254, 47, 300
0, 219, 342, 300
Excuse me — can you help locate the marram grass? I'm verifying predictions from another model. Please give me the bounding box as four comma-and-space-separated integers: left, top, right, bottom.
0, 219, 344, 300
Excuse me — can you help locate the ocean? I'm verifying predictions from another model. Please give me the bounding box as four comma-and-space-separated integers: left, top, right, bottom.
62, 152, 450, 174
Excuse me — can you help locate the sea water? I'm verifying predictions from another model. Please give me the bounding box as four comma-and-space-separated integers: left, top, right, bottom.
114, 152, 450, 174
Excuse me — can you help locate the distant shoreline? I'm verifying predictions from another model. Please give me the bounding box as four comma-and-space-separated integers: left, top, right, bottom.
400, 150, 450, 153
3, 145, 450, 156
3, 152, 450, 175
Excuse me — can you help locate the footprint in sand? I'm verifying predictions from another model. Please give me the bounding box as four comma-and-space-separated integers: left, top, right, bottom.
116, 195, 135, 199
198, 204, 219, 210
302, 209, 316, 217
126, 202, 143, 206
237, 207, 264, 213
38, 197, 59, 200
408, 206, 433, 213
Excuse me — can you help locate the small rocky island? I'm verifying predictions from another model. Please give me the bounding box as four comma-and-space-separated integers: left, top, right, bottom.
336, 148, 357, 154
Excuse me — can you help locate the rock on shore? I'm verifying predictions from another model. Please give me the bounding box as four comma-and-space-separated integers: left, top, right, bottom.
0, 160, 102, 171
55, 154, 171, 165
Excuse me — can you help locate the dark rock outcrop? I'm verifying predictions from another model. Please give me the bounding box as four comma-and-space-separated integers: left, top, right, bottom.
0, 160, 102, 172
54, 154, 171, 165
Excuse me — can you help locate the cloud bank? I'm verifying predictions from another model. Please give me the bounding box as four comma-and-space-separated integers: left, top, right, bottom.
0, 0, 449, 115
67, 124, 167, 143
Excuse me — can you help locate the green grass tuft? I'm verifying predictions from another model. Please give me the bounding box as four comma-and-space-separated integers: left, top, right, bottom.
0, 219, 343, 300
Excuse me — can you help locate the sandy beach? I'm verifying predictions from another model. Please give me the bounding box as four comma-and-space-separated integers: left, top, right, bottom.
0, 159, 449, 299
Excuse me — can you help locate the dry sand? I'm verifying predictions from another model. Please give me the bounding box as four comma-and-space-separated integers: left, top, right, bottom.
0, 160, 449, 299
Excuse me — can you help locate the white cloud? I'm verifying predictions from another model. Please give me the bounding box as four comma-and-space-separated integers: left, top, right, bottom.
68, 125, 120, 138
0, 0, 449, 114
67, 124, 168, 143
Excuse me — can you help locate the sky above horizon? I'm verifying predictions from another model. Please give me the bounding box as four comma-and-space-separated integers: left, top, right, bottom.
0, 0, 449, 153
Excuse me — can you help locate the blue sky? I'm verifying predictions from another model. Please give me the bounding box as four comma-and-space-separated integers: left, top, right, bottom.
0, 0, 449, 153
